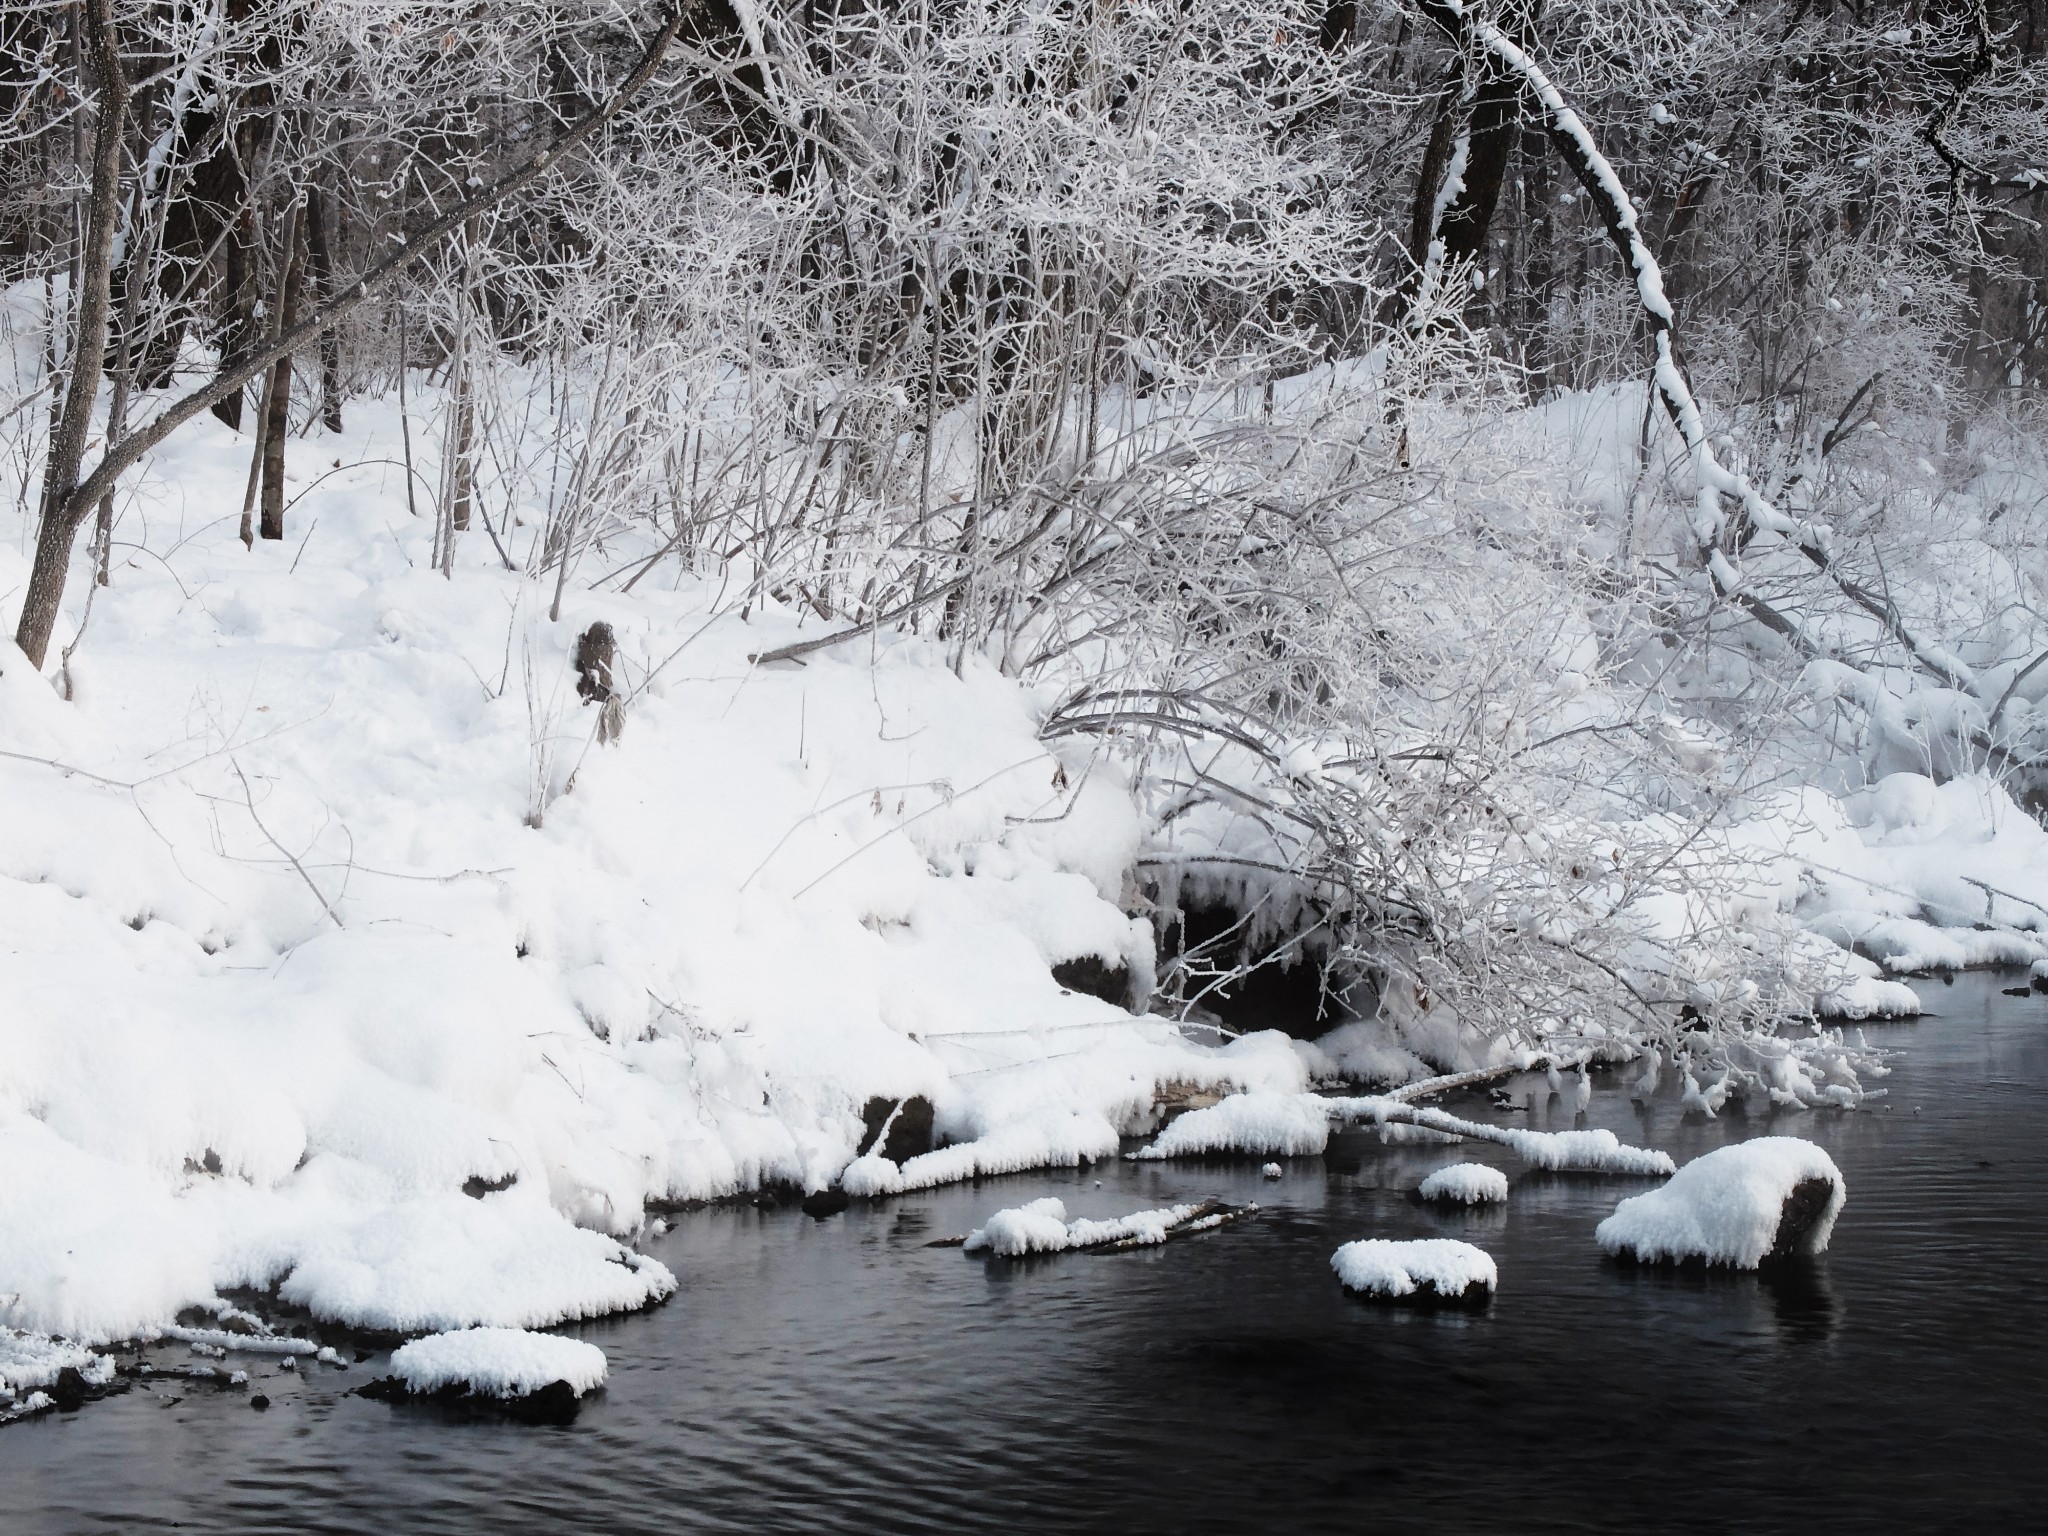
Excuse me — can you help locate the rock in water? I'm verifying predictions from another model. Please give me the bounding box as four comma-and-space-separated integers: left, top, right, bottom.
359, 1328, 607, 1423
1415, 1162, 1509, 1204
1332, 1238, 1496, 1304
801, 1189, 851, 1220
1596, 1137, 1846, 1269
1768, 1177, 1840, 1261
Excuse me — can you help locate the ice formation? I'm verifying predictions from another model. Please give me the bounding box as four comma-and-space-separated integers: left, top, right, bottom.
387, 1327, 608, 1400
1331, 1238, 1497, 1300
1416, 1163, 1509, 1204
1595, 1137, 1846, 1268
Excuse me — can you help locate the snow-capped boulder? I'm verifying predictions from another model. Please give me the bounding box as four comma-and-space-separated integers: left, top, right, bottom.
1332, 1238, 1497, 1302
1415, 1162, 1509, 1204
1596, 1137, 1845, 1268
360, 1327, 607, 1423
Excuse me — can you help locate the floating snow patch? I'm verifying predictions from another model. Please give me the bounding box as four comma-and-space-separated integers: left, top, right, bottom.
386, 1327, 607, 1400
962, 1197, 1212, 1256
1596, 1137, 1845, 1268
1332, 1238, 1497, 1301
1416, 1163, 1508, 1204
1130, 1091, 1332, 1159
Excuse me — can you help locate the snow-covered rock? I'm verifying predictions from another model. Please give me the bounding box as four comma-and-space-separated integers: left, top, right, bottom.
1595, 1137, 1845, 1268
1416, 1163, 1509, 1204
1332, 1238, 1497, 1300
0, 1329, 112, 1398
386, 1327, 607, 1400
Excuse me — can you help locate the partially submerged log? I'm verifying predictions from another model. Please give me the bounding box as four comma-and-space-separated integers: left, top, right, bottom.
929, 1196, 1256, 1252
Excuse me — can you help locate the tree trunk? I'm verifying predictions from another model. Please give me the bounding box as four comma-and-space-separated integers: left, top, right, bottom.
305, 182, 344, 432
13, 6, 686, 669
258, 204, 306, 541
18, 0, 127, 665
210, 125, 258, 430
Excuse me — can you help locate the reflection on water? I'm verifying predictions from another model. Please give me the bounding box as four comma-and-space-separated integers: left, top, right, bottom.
6, 973, 2045, 1534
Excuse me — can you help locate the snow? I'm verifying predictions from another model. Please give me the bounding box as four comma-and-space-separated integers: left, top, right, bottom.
1595, 1137, 1846, 1268
1332, 1238, 1497, 1299
1132, 1090, 1676, 1173
1777, 774, 2048, 975
0, 1329, 112, 1398
0, 251, 2013, 1355
386, 1327, 607, 1400
0, 357, 1329, 1344
962, 1197, 1207, 1255
1130, 1091, 1335, 1159
1416, 1163, 1508, 1204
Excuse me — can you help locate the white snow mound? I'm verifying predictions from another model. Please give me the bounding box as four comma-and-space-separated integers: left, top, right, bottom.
1332, 1238, 1497, 1299
1595, 1137, 1845, 1268
387, 1327, 607, 1399
1416, 1163, 1509, 1204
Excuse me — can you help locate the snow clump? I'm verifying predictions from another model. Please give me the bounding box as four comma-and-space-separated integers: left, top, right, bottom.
1416, 1163, 1509, 1204
387, 1327, 608, 1400
1595, 1137, 1845, 1268
1332, 1238, 1497, 1300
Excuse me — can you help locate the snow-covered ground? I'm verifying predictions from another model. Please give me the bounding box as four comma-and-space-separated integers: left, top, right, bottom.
0, 385, 1311, 1349
1, 354, 2038, 1362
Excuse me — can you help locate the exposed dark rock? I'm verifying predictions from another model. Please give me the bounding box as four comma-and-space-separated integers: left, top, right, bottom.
1052, 954, 1131, 1006
857, 1096, 934, 1162
357, 1375, 583, 1426
2003, 985, 2031, 997
1765, 1177, 1839, 1262
1345, 1280, 1493, 1310
51, 1367, 90, 1412
462, 1171, 519, 1199
801, 1189, 851, 1220
250, 1394, 271, 1410
182, 1148, 223, 1176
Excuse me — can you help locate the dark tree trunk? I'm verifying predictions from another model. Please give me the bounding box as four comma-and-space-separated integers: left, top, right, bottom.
304, 183, 344, 432
258, 205, 306, 541
17, 0, 128, 671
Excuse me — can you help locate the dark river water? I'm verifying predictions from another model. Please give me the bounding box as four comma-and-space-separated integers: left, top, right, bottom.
6, 972, 2044, 1534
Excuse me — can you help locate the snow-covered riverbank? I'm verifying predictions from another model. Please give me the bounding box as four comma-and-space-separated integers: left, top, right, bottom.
5, 383, 2046, 1359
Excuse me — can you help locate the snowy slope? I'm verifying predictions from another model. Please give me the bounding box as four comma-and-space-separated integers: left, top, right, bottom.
0, 393, 1311, 1345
